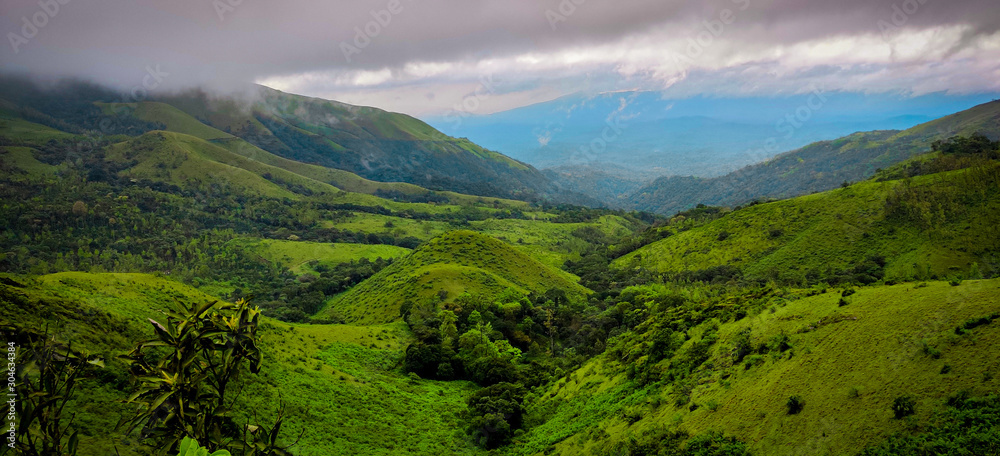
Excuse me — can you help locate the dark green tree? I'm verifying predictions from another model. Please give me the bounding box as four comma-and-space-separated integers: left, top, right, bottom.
465, 382, 526, 449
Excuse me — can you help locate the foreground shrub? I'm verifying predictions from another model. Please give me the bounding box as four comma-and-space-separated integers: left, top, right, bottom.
860, 394, 1000, 455
892, 396, 916, 419
786, 395, 805, 415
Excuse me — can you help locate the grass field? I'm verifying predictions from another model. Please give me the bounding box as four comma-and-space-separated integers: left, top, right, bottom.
328, 212, 638, 271
509, 279, 1000, 456
102, 131, 480, 216
0, 146, 61, 178
98, 102, 234, 140
471, 215, 637, 269
615, 164, 1000, 283
246, 239, 412, 274
318, 231, 592, 325
0, 272, 488, 456
0, 112, 76, 143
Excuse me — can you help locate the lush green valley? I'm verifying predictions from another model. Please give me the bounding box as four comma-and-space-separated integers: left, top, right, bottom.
1, 81, 998, 456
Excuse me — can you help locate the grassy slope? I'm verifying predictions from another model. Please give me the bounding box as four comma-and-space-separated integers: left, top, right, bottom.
629, 100, 1000, 214
892, 98, 1000, 142
105, 130, 308, 199
614, 163, 1000, 282
257, 87, 530, 171
511, 279, 1000, 456
0, 114, 74, 179
212, 136, 531, 208
0, 272, 486, 456
326, 211, 638, 271
103, 130, 476, 214
471, 215, 637, 270
97, 102, 234, 140
319, 231, 592, 325
0, 114, 76, 142
0, 107, 76, 146
0, 146, 60, 178
0, 117, 630, 295
243, 239, 412, 274
107, 100, 533, 208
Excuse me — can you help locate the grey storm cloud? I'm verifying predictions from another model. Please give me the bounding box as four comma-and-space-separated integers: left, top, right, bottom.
1, 0, 998, 113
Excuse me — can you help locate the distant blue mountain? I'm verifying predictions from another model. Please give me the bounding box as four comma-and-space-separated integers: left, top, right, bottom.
425, 90, 1000, 178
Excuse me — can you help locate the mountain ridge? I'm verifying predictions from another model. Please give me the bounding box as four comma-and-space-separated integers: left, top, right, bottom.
627, 100, 1000, 214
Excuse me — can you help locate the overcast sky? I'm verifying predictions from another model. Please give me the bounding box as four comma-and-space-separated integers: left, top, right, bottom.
1, 0, 998, 116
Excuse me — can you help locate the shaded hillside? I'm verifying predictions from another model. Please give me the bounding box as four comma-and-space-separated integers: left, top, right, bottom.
629, 100, 1000, 214
0, 75, 586, 203
94, 100, 535, 207
318, 230, 591, 325
543, 164, 654, 208
615, 145, 1000, 284
156, 87, 569, 201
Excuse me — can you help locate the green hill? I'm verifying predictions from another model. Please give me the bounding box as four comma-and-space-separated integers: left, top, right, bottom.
100, 99, 532, 207
96, 101, 234, 140
244, 239, 412, 274
629, 100, 1000, 214
5, 75, 998, 456
0, 75, 589, 203
105, 130, 323, 199
0, 107, 644, 325
0, 106, 77, 143
0, 272, 486, 456
319, 230, 591, 325
152, 86, 563, 201
614, 160, 1000, 284
101, 130, 507, 214
507, 279, 1000, 455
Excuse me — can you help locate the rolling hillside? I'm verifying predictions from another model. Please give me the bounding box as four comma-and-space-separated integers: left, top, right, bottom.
615, 159, 1000, 284
3, 75, 998, 456
0, 101, 645, 327
628, 100, 1000, 214
319, 230, 591, 325
508, 279, 1000, 455
0, 75, 586, 203
0, 272, 487, 456
94, 99, 537, 208
153, 86, 565, 201
96, 129, 535, 216
244, 239, 412, 275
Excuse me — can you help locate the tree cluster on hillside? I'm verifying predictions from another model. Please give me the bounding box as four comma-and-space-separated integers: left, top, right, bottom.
876, 133, 1000, 181
256, 258, 393, 322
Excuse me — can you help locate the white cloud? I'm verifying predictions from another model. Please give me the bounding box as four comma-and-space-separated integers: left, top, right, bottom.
4, 0, 998, 115
255, 22, 1000, 116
